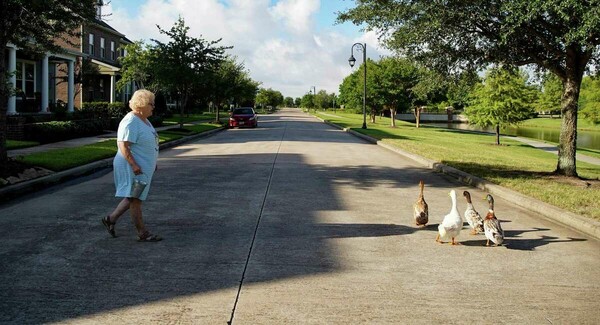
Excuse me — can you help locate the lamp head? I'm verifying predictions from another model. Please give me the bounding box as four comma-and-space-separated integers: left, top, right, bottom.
348, 54, 356, 68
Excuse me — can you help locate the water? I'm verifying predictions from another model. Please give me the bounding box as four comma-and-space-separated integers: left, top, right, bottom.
424, 122, 600, 150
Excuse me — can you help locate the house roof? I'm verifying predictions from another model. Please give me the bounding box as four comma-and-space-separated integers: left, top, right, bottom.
90, 19, 134, 44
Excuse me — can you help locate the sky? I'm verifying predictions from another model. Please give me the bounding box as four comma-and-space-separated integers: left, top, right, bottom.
103, 0, 391, 98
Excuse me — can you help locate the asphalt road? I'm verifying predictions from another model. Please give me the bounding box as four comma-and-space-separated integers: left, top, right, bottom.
1, 108, 599, 324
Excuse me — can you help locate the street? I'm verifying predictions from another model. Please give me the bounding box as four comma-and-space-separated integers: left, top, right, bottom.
1, 108, 599, 324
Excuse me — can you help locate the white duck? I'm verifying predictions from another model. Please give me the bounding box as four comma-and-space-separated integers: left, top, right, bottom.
436, 190, 463, 245
463, 191, 484, 235
483, 194, 504, 246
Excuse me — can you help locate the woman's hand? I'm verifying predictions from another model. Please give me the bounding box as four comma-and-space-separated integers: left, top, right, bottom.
118, 141, 142, 175
133, 164, 142, 175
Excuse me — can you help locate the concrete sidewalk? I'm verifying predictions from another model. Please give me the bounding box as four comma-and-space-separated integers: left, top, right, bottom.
509, 135, 600, 165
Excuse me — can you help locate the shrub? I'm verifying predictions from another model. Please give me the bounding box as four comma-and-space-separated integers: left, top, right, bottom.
24, 119, 106, 144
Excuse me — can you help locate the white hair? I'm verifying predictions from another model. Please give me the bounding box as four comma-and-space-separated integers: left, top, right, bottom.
129, 89, 155, 110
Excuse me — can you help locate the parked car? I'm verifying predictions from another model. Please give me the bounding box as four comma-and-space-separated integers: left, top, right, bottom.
229, 107, 258, 128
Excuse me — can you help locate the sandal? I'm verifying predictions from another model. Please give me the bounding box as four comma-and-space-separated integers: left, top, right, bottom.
137, 231, 162, 242
102, 216, 117, 238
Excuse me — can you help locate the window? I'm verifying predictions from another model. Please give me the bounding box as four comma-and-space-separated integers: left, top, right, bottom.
89, 33, 95, 55
100, 37, 105, 58
15, 61, 35, 98
110, 41, 115, 60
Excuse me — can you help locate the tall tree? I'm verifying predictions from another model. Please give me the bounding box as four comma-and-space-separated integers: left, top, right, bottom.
0, 0, 96, 168
372, 57, 420, 127
152, 17, 229, 128
255, 88, 283, 110
211, 57, 258, 122
535, 73, 563, 117
579, 76, 600, 124
284, 97, 294, 107
117, 41, 157, 91
338, 0, 600, 177
465, 67, 535, 145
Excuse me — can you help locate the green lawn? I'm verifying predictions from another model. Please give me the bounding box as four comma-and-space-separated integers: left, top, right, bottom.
163, 112, 223, 124
7, 140, 40, 150
18, 140, 117, 172
15, 123, 223, 173
315, 111, 600, 221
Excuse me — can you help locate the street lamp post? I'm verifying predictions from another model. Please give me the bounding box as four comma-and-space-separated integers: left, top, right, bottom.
348, 43, 367, 129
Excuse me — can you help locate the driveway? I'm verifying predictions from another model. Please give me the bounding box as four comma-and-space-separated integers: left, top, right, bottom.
1, 108, 598, 324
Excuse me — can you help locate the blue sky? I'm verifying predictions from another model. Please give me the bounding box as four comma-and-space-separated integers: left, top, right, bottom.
105, 0, 387, 98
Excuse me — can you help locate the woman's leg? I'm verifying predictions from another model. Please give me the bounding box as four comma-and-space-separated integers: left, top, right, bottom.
129, 198, 147, 236
108, 198, 130, 223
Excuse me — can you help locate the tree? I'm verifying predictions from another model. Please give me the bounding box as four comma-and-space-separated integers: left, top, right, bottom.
210, 56, 258, 122
338, 0, 600, 177
284, 97, 294, 107
339, 58, 379, 122
338, 70, 361, 113
294, 97, 301, 107
0, 0, 96, 168
117, 41, 157, 91
372, 57, 420, 127
152, 17, 229, 128
580, 76, 600, 124
300, 93, 314, 109
314, 90, 329, 110
465, 67, 535, 145
255, 88, 283, 110
534, 73, 562, 117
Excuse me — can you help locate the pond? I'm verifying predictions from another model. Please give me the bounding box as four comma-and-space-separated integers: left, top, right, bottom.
423, 122, 600, 150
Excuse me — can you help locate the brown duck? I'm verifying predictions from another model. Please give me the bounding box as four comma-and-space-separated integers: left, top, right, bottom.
413, 180, 429, 226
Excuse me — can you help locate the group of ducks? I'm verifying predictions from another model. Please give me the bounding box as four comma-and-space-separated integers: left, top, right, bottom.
413, 181, 505, 246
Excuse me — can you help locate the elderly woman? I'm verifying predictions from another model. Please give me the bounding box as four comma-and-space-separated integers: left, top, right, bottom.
102, 89, 162, 242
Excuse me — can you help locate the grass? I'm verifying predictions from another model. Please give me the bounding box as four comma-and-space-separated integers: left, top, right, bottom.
7, 140, 40, 150
18, 140, 117, 172
163, 112, 223, 125
13, 123, 223, 173
315, 110, 600, 221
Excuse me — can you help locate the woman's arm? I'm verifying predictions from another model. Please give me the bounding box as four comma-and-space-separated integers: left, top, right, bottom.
117, 141, 142, 175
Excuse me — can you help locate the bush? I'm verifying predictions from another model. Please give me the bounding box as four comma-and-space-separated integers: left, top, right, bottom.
80, 102, 128, 120
24, 119, 106, 144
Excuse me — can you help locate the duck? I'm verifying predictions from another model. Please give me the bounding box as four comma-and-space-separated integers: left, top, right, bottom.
463, 191, 484, 235
413, 180, 429, 226
483, 194, 504, 246
436, 190, 463, 245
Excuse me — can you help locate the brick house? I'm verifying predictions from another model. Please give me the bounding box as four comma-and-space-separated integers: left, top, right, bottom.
4, 0, 134, 115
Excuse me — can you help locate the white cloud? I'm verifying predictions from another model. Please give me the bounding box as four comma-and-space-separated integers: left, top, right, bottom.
104, 0, 390, 98
269, 0, 320, 35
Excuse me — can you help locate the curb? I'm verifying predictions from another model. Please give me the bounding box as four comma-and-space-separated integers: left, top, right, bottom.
0, 126, 225, 202
318, 118, 600, 241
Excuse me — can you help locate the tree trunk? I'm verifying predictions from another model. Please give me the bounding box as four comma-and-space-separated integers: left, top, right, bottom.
555, 49, 586, 177
556, 77, 580, 177
390, 108, 396, 127
179, 93, 187, 129
414, 107, 421, 128
0, 40, 8, 165
495, 125, 500, 145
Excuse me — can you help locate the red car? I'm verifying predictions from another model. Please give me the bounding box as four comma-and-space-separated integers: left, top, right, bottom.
229, 107, 258, 128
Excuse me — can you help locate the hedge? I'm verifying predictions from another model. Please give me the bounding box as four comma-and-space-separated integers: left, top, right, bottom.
24, 119, 106, 144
